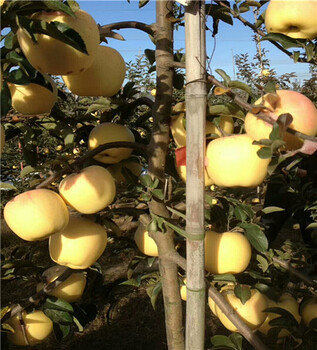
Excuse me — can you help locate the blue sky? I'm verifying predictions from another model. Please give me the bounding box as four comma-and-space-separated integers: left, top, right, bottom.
78, 0, 312, 83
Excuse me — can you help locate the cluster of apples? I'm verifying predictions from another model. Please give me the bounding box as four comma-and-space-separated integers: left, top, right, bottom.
8, 7, 126, 116
3, 121, 143, 346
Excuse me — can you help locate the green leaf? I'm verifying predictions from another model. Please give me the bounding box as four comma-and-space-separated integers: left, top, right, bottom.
269, 123, 280, 141
263, 80, 277, 94
228, 80, 252, 95
43, 297, 74, 313
166, 206, 186, 220
144, 49, 156, 65
152, 188, 164, 200
57, 323, 71, 338
256, 254, 269, 273
164, 221, 187, 239
44, 309, 73, 324
0, 182, 17, 191
147, 219, 158, 233
215, 69, 231, 85
212, 274, 236, 283
4, 31, 16, 49
72, 315, 84, 332
20, 165, 36, 178
140, 174, 154, 187
228, 333, 243, 350
234, 206, 248, 222
6, 68, 31, 85
139, 0, 150, 8
239, 222, 268, 252
210, 335, 237, 349
260, 33, 305, 49
257, 147, 272, 159
234, 285, 251, 305
261, 206, 285, 215
1, 81, 11, 117
43, 0, 77, 17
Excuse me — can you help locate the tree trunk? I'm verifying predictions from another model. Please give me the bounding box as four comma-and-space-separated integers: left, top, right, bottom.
146, 1, 185, 349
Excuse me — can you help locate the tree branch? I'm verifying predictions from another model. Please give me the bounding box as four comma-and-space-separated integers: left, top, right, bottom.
99, 21, 155, 39
207, 74, 317, 143
36, 141, 148, 189
217, 1, 310, 64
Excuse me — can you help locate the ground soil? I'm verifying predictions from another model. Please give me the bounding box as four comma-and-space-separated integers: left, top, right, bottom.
1, 221, 223, 350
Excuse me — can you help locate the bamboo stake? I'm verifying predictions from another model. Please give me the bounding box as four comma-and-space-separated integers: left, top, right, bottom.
185, 2, 207, 349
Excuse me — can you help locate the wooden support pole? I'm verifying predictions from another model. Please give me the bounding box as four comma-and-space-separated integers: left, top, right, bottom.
185, 1, 207, 350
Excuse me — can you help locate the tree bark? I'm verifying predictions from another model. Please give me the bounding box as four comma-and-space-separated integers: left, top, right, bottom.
146, 1, 185, 349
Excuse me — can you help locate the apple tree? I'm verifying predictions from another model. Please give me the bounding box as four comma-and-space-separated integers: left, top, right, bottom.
1, 1, 317, 350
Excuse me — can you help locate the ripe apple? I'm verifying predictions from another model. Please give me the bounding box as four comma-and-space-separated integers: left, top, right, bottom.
265, 0, 317, 40
107, 159, 143, 184
59, 165, 116, 214
62, 45, 126, 97
17, 9, 99, 75
6, 310, 53, 346
258, 293, 301, 337
180, 278, 187, 301
245, 90, 317, 150
49, 216, 108, 269
36, 265, 86, 302
134, 224, 159, 257
301, 297, 317, 329
205, 231, 252, 274
7, 74, 57, 115
171, 112, 234, 148
205, 134, 271, 187
208, 283, 235, 315
214, 285, 268, 332
88, 123, 135, 164
4, 189, 69, 241
1, 123, 5, 154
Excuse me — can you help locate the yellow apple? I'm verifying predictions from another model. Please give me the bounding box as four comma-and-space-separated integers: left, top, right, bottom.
151, 89, 156, 97
208, 283, 235, 315
17, 9, 99, 75
301, 297, 317, 329
205, 231, 252, 274
171, 112, 234, 148
36, 265, 86, 302
134, 224, 158, 257
107, 159, 143, 184
245, 90, 317, 150
49, 216, 108, 269
258, 293, 301, 337
265, 0, 317, 40
180, 278, 187, 301
206, 134, 271, 187
7, 74, 57, 115
214, 286, 268, 332
59, 165, 116, 214
6, 310, 53, 346
88, 122, 135, 164
4, 189, 69, 241
1, 123, 5, 154
63, 45, 126, 97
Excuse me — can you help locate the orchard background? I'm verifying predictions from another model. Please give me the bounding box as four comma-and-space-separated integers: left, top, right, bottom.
1, 1, 317, 350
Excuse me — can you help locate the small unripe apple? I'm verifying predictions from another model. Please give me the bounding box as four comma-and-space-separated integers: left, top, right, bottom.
206, 134, 271, 187
214, 286, 268, 332
1, 123, 5, 154
63, 45, 126, 97
17, 9, 100, 75
171, 112, 234, 148
59, 165, 116, 214
134, 224, 158, 257
36, 265, 86, 302
88, 123, 135, 164
4, 189, 69, 241
7, 74, 57, 115
265, 0, 317, 40
49, 216, 108, 269
245, 90, 317, 150
6, 310, 53, 346
301, 297, 317, 329
205, 231, 252, 274
258, 293, 301, 337
107, 159, 143, 184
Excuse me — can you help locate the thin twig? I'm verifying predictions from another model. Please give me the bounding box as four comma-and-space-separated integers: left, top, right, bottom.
36, 141, 148, 189
207, 74, 317, 143
272, 255, 317, 289
99, 21, 154, 38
